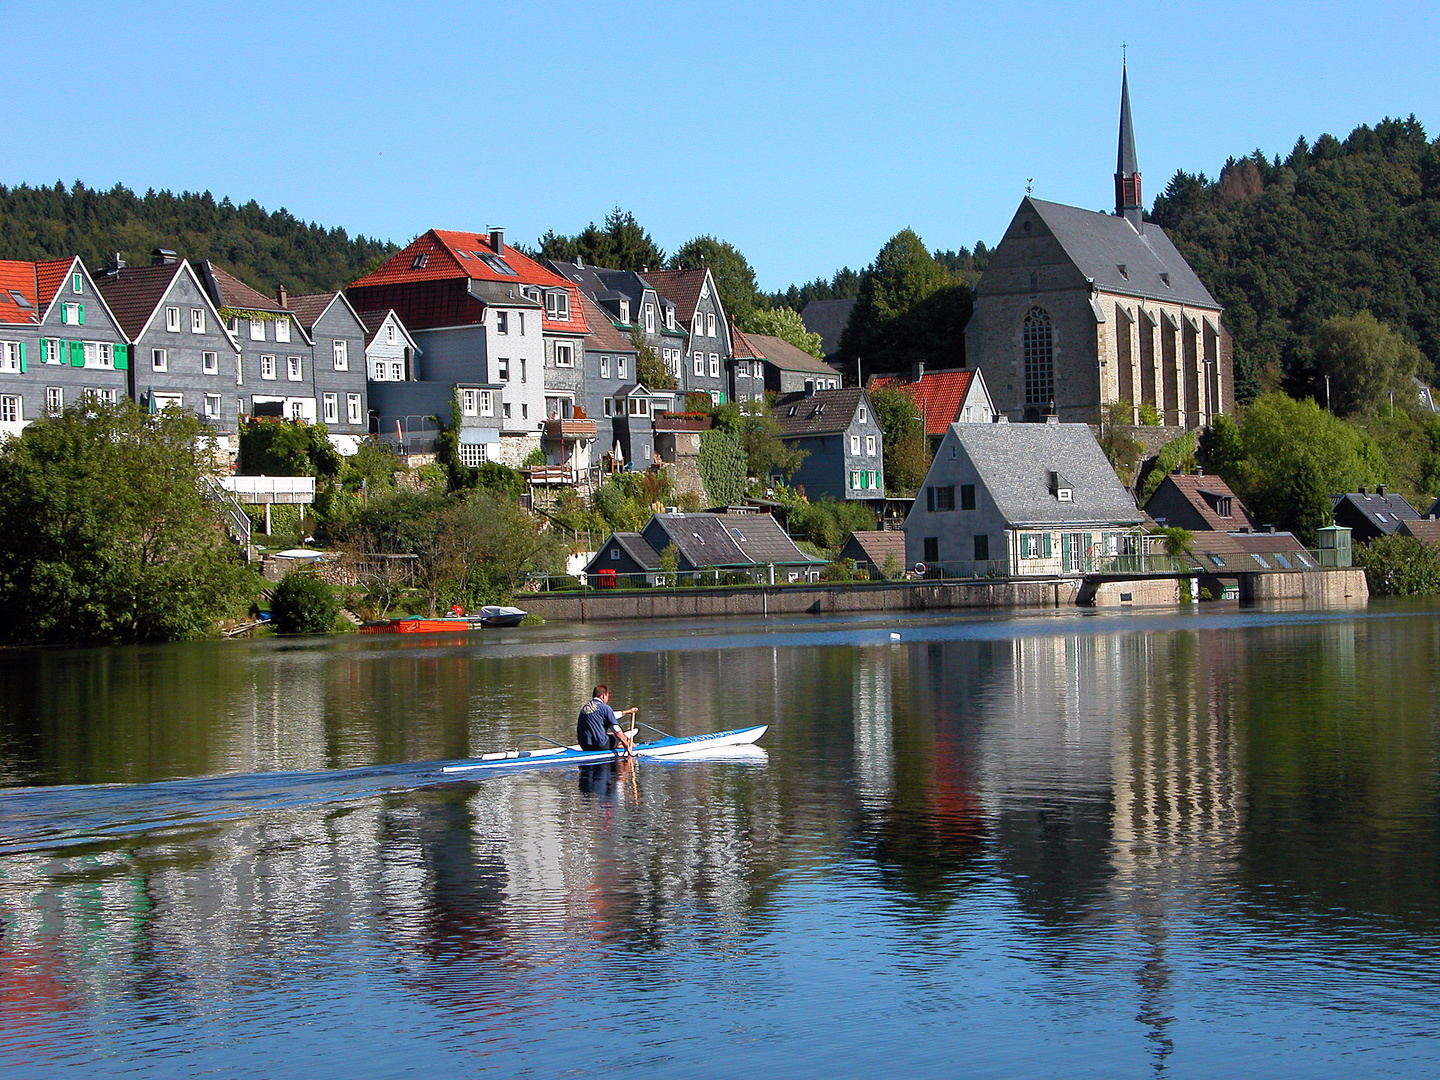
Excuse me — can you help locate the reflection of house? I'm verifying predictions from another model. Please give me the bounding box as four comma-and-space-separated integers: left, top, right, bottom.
1143, 471, 1258, 532
837, 530, 907, 578
965, 69, 1231, 427
868, 364, 995, 440
905, 422, 1142, 573
1331, 486, 1419, 542
585, 512, 824, 582
772, 387, 884, 501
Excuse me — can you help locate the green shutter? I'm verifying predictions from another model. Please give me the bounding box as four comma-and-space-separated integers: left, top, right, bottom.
70, 341, 84, 367
18, 342, 25, 373
1042, 533, 1052, 558
114, 343, 129, 370
77, 304, 85, 325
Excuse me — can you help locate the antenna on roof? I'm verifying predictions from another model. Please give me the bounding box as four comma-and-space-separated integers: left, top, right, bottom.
1026, 178, 1033, 195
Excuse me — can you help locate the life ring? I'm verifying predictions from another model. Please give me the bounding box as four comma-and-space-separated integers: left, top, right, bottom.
913, 562, 927, 576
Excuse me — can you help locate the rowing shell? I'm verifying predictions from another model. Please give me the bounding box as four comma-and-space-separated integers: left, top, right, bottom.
441, 724, 768, 774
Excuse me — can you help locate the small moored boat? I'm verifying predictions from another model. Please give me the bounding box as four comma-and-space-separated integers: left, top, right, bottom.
441, 724, 768, 774
478, 605, 527, 627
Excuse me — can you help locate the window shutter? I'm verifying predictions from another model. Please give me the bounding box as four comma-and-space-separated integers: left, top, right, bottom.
78, 304, 85, 325
18, 342, 25, 373
1042, 534, 1052, 558
114, 343, 129, 370
70, 341, 84, 367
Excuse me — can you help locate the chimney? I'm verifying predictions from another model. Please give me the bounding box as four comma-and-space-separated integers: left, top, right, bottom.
100, 252, 126, 277
150, 248, 178, 266
277, 284, 288, 308
912, 361, 925, 384
1377, 483, 1387, 497
1359, 486, 1368, 496
488, 226, 504, 253
573, 255, 583, 267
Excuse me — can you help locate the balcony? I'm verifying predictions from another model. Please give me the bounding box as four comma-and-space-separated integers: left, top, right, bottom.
543, 417, 597, 439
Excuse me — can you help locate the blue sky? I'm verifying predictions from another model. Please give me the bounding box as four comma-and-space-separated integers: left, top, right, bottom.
7, 1, 1437, 291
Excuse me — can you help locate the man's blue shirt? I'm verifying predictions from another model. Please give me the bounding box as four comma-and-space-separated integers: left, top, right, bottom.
577, 698, 621, 751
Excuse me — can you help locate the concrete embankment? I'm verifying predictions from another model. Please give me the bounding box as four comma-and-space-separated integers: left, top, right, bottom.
523, 568, 1368, 623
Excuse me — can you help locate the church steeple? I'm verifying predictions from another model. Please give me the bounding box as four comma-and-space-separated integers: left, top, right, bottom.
1115, 64, 1143, 230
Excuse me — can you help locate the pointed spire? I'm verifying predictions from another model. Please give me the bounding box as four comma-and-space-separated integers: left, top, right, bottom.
1115, 63, 1143, 230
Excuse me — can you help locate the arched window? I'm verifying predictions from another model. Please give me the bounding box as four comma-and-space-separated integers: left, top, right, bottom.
1022, 306, 1054, 409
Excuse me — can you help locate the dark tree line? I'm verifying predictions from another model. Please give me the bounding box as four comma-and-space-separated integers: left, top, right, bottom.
0, 181, 396, 294
1150, 116, 1440, 403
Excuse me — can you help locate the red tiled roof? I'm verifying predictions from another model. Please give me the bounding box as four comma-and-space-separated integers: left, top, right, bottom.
640, 268, 708, 321
1151, 472, 1258, 531
0, 260, 38, 324
729, 321, 764, 360
35, 258, 75, 308
869, 368, 976, 437
347, 229, 589, 336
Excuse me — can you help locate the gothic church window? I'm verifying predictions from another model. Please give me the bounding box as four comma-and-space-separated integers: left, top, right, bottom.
1022, 307, 1054, 407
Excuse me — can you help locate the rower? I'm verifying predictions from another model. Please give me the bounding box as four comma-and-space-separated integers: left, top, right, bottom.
576, 685, 638, 755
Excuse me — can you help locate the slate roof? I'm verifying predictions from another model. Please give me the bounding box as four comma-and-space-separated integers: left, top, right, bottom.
1143, 472, 1258, 531
1332, 489, 1419, 536
0, 260, 38, 323
1399, 518, 1440, 545
642, 512, 821, 569
348, 229, 590, 337
800, 299, 855, 358
611, 532, 663, 570
748, 333, 838, 375
198, 262, 287, 313
94, 262, 186, 339
281, 292, 338, 331
1023, 197, 1219, 309
952, 422, 1142, 527
772, 387, 866, 437
1188, 530, 1314, 571
578, 291, 635, 352
869, 368, 981, 436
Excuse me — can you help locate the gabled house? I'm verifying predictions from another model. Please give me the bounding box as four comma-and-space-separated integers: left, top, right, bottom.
1332, 486, 1420, 542
283, 290, 371, 451
904, 422, 1143, 575
575, 290, 637, 462
347, 228, 590, 466
95, 251, 244, 434
837, 530, 907, 579
641, 267, 731, 404
357, 309, 420, 384
0, 257, 131, 433
772, 387, 883, 500
585, 512, 824, 584
728, 323, 769, 404
868, 364, 995, 440
1143, 471, 1259, 532
744, 330, 842, 397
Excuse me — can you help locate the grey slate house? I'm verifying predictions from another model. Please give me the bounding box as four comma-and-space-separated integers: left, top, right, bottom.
575, 291, 638, 461
0, 256, 131, 432
746, 331, 843, 396
357, 309, 420, 384
642, 268, 731, 404
197, 261, 316, 423
772, 387, 883, 501
585, 512, 824, 584
367, 379, 503, 462
904, 422, 1143, 575
285, 290, 371, 450
96, 252, 244, 433
1333, 486, 1420, 542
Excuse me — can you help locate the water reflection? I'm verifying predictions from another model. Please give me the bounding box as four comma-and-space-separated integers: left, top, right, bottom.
3, 608, 1440, 1075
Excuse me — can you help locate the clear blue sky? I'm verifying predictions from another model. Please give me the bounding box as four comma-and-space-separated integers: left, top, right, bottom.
6, 1, 1437, 292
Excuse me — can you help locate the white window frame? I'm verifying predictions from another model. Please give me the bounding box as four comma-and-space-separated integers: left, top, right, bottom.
458, 443, 485, 468
620, 300, 630, 323
385, 323, 396, 344
495, 311, 508, 334
332, 339, 348, 371
694, 352, 704, 376
0, 394, 20, 422
202, 351, 218, 375
287, 356, 302, 381
250, 318, 266, 341
0, 342, 20, 373
498, 358, 509, 381
693, 314, 703, 337
190, 308, 205, 334
850, 434, 860, 454
554, 342, 574, 367
600, 355, 610, 379
461, 388, 479, 417
46, 386, 63, 414
389, 361, 403, 381
707, 312, 716, 337
275, 317, 291, 343
617, 356, 627, 379
98, 388, 117, 405
709, 353, 719, 378
644, 304, 655, 333
97, 342, 114, 368
866, 434, 877, 456
204, 393, 221, 419
260, 355, 276, 380
166, 307, 181, 333
42, 339, 60, 364
322, 392, 338, 423
62, 302, 82, 325
72, 272, 83, 294
858, 405, 867, 424
545, 290, 570, 320
151, 348, 167, 372
347, 394, 362, 425
82, 341, 97, 367
478, 390, 493, 416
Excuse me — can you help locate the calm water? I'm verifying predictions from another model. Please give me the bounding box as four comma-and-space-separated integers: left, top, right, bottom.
2, 602, 1440, 1078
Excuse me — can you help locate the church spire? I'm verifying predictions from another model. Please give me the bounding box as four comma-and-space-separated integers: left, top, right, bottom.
1115, 63, 1143, 230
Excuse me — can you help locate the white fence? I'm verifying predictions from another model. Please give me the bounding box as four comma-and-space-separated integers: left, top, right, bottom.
220, 475, 317, 505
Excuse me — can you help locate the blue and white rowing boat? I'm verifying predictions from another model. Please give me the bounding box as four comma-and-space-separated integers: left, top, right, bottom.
441, 724, 767, 774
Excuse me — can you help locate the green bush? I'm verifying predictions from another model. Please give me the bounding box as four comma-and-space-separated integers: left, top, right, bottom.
1354, 535, 1440, 595
270, 571, 341, 634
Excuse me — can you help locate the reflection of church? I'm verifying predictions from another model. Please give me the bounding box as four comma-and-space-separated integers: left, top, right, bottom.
966, 68, 1233, 427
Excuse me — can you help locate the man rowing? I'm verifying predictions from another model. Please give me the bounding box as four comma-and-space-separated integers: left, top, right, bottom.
576, 684, 638, 755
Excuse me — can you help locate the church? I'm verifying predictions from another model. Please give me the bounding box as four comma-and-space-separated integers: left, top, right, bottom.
965, 69, 1232, 427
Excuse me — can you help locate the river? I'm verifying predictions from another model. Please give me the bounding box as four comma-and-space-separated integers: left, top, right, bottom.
1, 602, 1438, 1078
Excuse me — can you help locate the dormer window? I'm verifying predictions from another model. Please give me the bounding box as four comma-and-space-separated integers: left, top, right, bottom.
1160, 272, 1171, 287
1049, 471, 1073, 502
1117, 264, 1128, 279
619, 300, 630, 323
545, 290, 570, 320
479, 253, 517, 276
412, 253, 429, 269
666, 307, 675, 330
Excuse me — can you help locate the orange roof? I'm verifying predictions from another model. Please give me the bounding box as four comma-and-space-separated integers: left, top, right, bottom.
869, 368, 977, 437
0, 260, 38, 324
348, 228, 589, 336
36, 258, 76, 307
729, 321, 764, 360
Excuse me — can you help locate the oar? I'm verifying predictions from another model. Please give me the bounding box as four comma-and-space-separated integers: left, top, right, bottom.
637, 721, 676, 739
